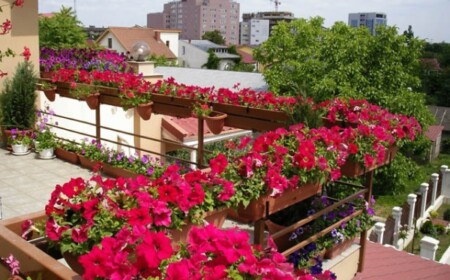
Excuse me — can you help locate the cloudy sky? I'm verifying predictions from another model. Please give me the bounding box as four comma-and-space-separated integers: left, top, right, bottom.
39, 0, 450, 43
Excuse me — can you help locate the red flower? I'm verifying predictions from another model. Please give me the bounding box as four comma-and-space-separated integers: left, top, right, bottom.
21, 46, 31, 61
209, 153, 228, 175
79, 246, 108, 280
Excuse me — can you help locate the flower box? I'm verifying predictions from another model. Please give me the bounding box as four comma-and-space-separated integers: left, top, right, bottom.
0, 211, 79, 279
228, 181, 322, 223
54, 147, 80, 164
151, 93, 196, 108
212, 103, 289, 122
97, 85, 120, 96
78, 155, 99, 170
341, 145, 398, 177
102, 163, 139, 179
324, 237, 356, 259
169, 207, 228, 245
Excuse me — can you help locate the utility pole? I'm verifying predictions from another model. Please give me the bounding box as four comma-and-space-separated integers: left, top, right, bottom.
74, 0, 77, 17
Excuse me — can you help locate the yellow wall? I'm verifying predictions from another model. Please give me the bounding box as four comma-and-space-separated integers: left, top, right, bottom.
0, 0, 39, 92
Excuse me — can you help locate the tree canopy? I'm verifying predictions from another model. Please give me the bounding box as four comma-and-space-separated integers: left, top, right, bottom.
202, 30, 225, 45
253, 17, 433, 129
39, 6, 87, 49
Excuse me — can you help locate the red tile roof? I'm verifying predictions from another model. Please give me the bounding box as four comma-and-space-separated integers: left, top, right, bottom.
237, 49, 255, 64
353, 240, 450, 280
425, 125, 444, 142
98, 27, 176, 59
162, 116, 240, 142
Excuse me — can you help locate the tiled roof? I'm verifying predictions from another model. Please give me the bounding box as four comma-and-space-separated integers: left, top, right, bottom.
425, 125, 444, 141
421, 58, 441, 71
353, 240, 450, 280
237, 49, 256, 64
162, 116, 240, 142
155, 66, 269, 92
99, 27, 176, 59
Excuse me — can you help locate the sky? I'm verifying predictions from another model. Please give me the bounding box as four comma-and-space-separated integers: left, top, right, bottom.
39, 0, 450, 43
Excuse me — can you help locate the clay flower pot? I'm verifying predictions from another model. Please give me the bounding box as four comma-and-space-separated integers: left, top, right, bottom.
42, 88, 57, 102
204, 111, 227, 135
85, 92, 100, 110
136, 101, 154, 120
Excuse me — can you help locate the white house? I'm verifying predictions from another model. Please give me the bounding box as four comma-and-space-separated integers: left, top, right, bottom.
178, 40, 240, 70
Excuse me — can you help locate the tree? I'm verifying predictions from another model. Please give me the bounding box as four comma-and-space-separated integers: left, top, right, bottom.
39, 6, 87, 49
202, 49, 220, 69
254, 17, 433, 129
202, 30, 225, 45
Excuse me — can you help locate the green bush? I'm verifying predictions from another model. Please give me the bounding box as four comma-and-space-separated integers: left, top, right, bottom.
420, 220, 436, 236
443, 208, 450, 221
0, 61, 37, 130
434, 224, 447, 235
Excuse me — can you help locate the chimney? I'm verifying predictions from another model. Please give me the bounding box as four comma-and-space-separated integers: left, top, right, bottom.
154, 31, 161, 41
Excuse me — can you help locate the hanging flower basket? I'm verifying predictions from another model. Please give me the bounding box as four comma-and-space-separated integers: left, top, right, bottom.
204, 111, 227, 135
42, 88, 57, 102
85, 92, 100, 110
136, 101, 154, 120
228, 181, 322, 223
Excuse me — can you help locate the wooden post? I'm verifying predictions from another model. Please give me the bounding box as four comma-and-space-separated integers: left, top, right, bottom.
197, 118, 204, 168
254, 219, 265, 245
96, 105, 101, 142
358, 170, 374, 272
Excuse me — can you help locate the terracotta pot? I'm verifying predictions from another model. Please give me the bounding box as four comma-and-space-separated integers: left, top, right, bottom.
63, 252, 84, 275
78, 155, 99, 171
85, 92, 100, 110
324, 238, 355, 259
136, 101, 154, 120
170, 207, 228, 246
204, 111, 227, 135
40, 71, 54, 79
102, 164, 139, 178
228, 181, 322, 223
42, 88, 56, 102
55, 147, 80, 164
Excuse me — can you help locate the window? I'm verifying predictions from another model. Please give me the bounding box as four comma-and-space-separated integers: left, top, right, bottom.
182, 46, 186, 55
108, 38, 112, 48
166, 41, 170, 47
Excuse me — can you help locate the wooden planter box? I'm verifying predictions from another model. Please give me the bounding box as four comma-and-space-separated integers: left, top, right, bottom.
0, 211, 79, 279
325, 237, 356, 259
228, 181, 322, 223
55, 147, 80, 165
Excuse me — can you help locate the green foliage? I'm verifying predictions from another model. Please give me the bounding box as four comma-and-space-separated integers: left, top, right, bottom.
373, 153, 417, 196
435, 224, 447, 235
420, 220, 436, 236
39, 6, 87, 49
202, 49, 220, 69
0, 61, 37, 129
444, 208, 450, 221
202, 30, 225, 45
147, 54, 177, 67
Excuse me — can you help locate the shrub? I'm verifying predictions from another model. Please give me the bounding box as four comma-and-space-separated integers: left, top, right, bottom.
443, 208, 450, 222
420, 220, 436, 236
429, 210, 439, 219
0, 61, 37, 130
434, 224, 447, 235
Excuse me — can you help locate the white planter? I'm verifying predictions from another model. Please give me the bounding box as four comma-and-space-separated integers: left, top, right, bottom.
39, 148, 54, 159
33, 140, 40, 152
12, 144, 29, 154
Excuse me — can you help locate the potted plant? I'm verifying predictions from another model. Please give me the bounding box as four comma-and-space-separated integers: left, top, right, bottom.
8, 128, 32, 154
36, 80, 57, 102
192, 102, 227, 135
34, 129, 57, 159
55, 140, 81, 164
119, 89, 153, 120
70, 83, 100, 110
0, 61, 37, 146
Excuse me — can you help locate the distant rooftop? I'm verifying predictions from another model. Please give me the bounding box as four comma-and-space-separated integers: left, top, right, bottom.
155, 66, 269, 92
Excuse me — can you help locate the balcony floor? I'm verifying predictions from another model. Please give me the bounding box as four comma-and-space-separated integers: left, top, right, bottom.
0, 148, 91, 219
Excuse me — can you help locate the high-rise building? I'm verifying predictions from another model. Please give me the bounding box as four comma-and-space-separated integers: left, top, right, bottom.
147, 0, 240, 45
240, 11, 295, 45
348, 12, 387, 35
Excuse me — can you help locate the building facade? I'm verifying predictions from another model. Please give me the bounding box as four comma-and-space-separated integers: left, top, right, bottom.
348, 12, 387, 35
240, 11, 294, 45
147, 0, 240, 45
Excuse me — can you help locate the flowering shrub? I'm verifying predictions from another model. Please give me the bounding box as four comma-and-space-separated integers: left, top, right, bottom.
39, 161, 234, 255
78, 224, 335, 280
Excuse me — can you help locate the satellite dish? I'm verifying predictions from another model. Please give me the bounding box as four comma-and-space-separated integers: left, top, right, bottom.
130, 41, 151, 61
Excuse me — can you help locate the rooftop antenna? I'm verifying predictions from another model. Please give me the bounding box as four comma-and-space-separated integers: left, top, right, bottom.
270, 0, 281, 11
